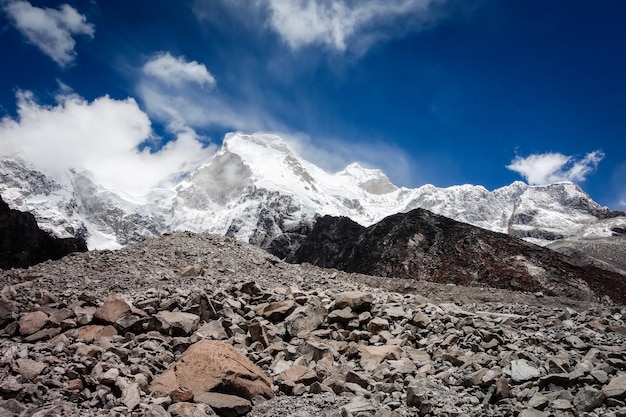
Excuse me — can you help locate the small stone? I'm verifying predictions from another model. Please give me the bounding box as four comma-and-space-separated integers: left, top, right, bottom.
511, 359, 541, 382
334, 291, 374, 312
565, 335, 586, 349
14, 358, 47, 380
18, 311, 48, 335
94, 293, 132, 324
122, 383, 141, 410
551, 399, 573, 410
519, 410, 548, 417
603, 374, 626, 400
278, 364, 318, 385
261, 300, 296, 322
150, 311, 200, 336
574, 387, 605, 412
194, 392, 251, 417
367, 317, 389, 333
169, 402, 217, 417
171, 387, 194, 403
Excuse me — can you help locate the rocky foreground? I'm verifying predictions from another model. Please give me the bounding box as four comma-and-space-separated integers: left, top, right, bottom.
0, 232, 625, 417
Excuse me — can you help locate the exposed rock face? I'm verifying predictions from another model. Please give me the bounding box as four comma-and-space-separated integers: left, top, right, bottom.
0, 195, 87, 269
285, 209, 626, 304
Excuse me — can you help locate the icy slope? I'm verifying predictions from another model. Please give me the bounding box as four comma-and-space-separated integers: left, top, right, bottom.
1, 132, 624, 249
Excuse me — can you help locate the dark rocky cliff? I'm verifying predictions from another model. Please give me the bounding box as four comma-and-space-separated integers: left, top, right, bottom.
284, 209, 626, 304
0, 195, 87, 269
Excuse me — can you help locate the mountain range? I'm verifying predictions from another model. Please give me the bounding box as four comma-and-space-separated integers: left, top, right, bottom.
1, 132, 625, 261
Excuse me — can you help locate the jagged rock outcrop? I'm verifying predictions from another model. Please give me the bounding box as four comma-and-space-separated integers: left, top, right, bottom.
0, 195, 87, 269
284, 209, 626, 304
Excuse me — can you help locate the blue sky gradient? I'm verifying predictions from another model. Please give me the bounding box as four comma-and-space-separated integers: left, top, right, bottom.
1, 0, 625, 208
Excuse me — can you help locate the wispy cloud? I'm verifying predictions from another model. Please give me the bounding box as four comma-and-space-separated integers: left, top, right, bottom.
143, 52, 216, 88
2, 0, 94, 67
280, 131, 415, 186
0, 90, 216, 194
193, 0, 452, 55
506, 150, 605, 185
137, 52, 281, 133
264, 0, 450, 54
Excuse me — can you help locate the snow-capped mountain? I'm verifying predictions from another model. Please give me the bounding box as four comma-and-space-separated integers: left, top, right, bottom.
1, 132, 624, 250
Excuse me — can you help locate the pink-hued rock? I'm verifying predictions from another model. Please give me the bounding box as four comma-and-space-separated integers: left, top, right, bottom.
18, 311, 48, 335
94, 293, 132, 324
149, 340, 274, 400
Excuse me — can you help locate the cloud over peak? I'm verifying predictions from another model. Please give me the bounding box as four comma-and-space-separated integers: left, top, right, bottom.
0, 90, 216, 194
143, 52, 216, 88
506, 150, 605, 185
2, 0, 94, 67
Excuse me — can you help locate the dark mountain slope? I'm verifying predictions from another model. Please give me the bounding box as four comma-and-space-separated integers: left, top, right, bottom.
286, 209, 626, 304
0, 195, 87, 269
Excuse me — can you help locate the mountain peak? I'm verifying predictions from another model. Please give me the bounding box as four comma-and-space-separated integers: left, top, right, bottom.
3, 132, 625, 250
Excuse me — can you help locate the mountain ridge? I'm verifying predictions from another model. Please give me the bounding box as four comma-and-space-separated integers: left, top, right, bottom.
1, 132, 624, 253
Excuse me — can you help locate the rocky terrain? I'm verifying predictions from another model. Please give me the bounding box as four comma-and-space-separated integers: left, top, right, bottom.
0, 195, 87, 270
279, 209, 626, 305
1, 232, 625, 417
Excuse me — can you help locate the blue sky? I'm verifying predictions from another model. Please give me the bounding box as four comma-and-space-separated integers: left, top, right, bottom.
0, 0, 625, 208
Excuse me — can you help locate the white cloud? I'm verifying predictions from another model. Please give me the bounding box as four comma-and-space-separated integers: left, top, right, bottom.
143, 52, 216, 88
264, 0, 448, 53
2, 0, 94, 67
0, 90, 216, 194
137, 53, 281, 133
506, 150, 605, 185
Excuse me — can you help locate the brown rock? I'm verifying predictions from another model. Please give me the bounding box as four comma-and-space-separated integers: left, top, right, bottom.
284, 304, 327, 337
171, 387, 194, 403
358, 344, 403, 371
74, 306, 96, 326
194, 392, 251, 417
94, 293, 132, 324
149, 340, 274, 400
261, 300, 296, 322
150, 311, 200, 336
13, 358, 47, 380
18, 311, 48, 335
334, 291, 374, 312
278, 364, 318, 385
603, 374, 626, 400
70, 324, 118, 341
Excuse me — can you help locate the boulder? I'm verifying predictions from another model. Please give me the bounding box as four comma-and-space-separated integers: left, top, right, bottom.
149, 340, 274, 400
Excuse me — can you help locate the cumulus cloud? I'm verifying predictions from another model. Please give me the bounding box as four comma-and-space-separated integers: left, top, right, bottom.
143, 52, 216, 88
506, 150, 605, 185
2, 0, 94, 67
0, 90, 216, 195
263, 0, 448, 53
